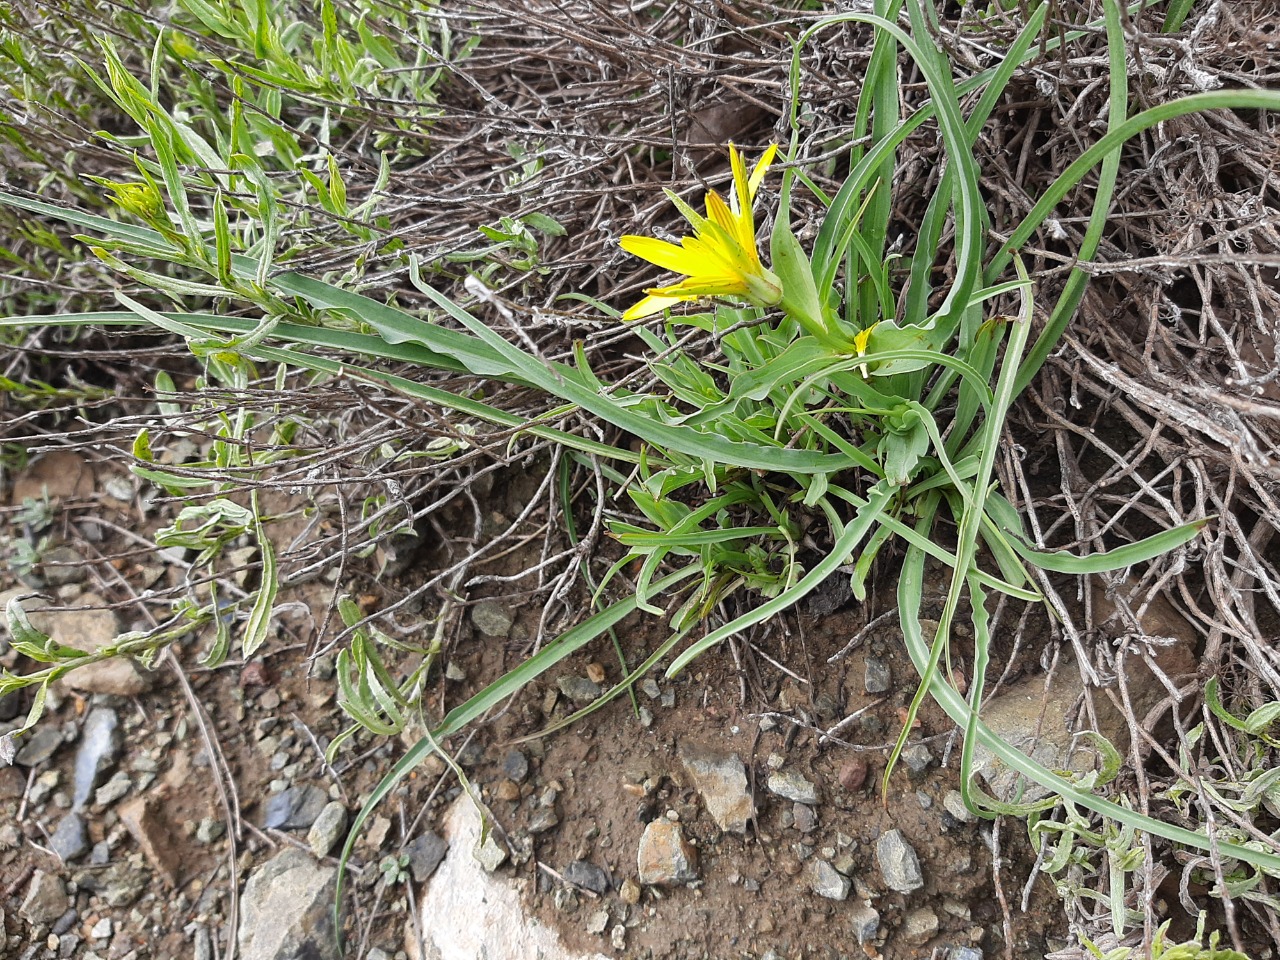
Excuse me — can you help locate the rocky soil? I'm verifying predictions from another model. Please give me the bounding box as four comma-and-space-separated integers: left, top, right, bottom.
0, 447, 1099, 960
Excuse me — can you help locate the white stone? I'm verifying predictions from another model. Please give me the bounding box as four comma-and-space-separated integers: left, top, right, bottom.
413, 797, 608, 960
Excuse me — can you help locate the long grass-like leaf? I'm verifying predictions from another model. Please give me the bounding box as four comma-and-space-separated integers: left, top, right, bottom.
884, 261, 1033, 797
0, 311, 648, 466
896, 544, 1280, 876
984, 493, 1210, 574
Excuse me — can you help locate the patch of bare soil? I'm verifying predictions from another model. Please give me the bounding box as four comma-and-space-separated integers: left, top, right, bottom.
464, 608, 1065, 960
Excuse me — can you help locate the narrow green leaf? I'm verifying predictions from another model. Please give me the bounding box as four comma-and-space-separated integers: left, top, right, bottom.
240, 500, 277, 658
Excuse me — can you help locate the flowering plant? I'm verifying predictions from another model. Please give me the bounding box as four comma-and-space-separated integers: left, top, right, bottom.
3, 2, 1280, 933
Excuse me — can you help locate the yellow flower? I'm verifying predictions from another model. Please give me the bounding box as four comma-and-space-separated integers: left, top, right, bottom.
853, 321, 879, 377
619, 144, 782, 322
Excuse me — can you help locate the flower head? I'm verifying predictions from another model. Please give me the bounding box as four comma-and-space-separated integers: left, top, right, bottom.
619, 144, 782, 321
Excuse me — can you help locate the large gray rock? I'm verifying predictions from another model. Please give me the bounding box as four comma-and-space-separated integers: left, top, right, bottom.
970, 590, 1196, 804
73, 707, 120, 809
239, 848, 338, 960
876, 829, 924, 893
10, 450, 95, 504
679, 741, 753, 834
415, 796, 608, 960
20, 869, 69, 925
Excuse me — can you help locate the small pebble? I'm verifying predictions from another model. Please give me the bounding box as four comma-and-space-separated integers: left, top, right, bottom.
15, 726, 63, 767
766, 770, 819, 805
585, 909, 609, 935
851, 903, 880, 944
943, 789, 977, 824
876, 829, 924, 893
94, 772, 132, 806
471, 600, 513, 638
196, 818, 225, 844
474, 832, 507, 872
564, 860, 610, 895
405, 830, 449, 883
31, 770, 59, 806
838, 757, 868, 791
943, 898, 971, 920
263, 784, 328, 830
864, 657, 891, 694
792, 802, 818, 833
557, 675, 601, 704
807, 859, 850, 900
901, 742, 933, 779
636, 820, 697, 885
308, 801, 349, 859
527, 807, 559, 834
502, 750, 529, 783
50, 812, 87, 863
903, 906, 939, 945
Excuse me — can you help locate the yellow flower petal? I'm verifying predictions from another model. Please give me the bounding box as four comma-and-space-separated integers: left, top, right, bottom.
682, 229, 745, 275
729, 143, 752, 218
704, 190, 753, 263
748, 144, 778, 200
649, 274, 750, 298
622, 293, 688, 322
853, 321, 880, 356
620, 235, 697, 274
